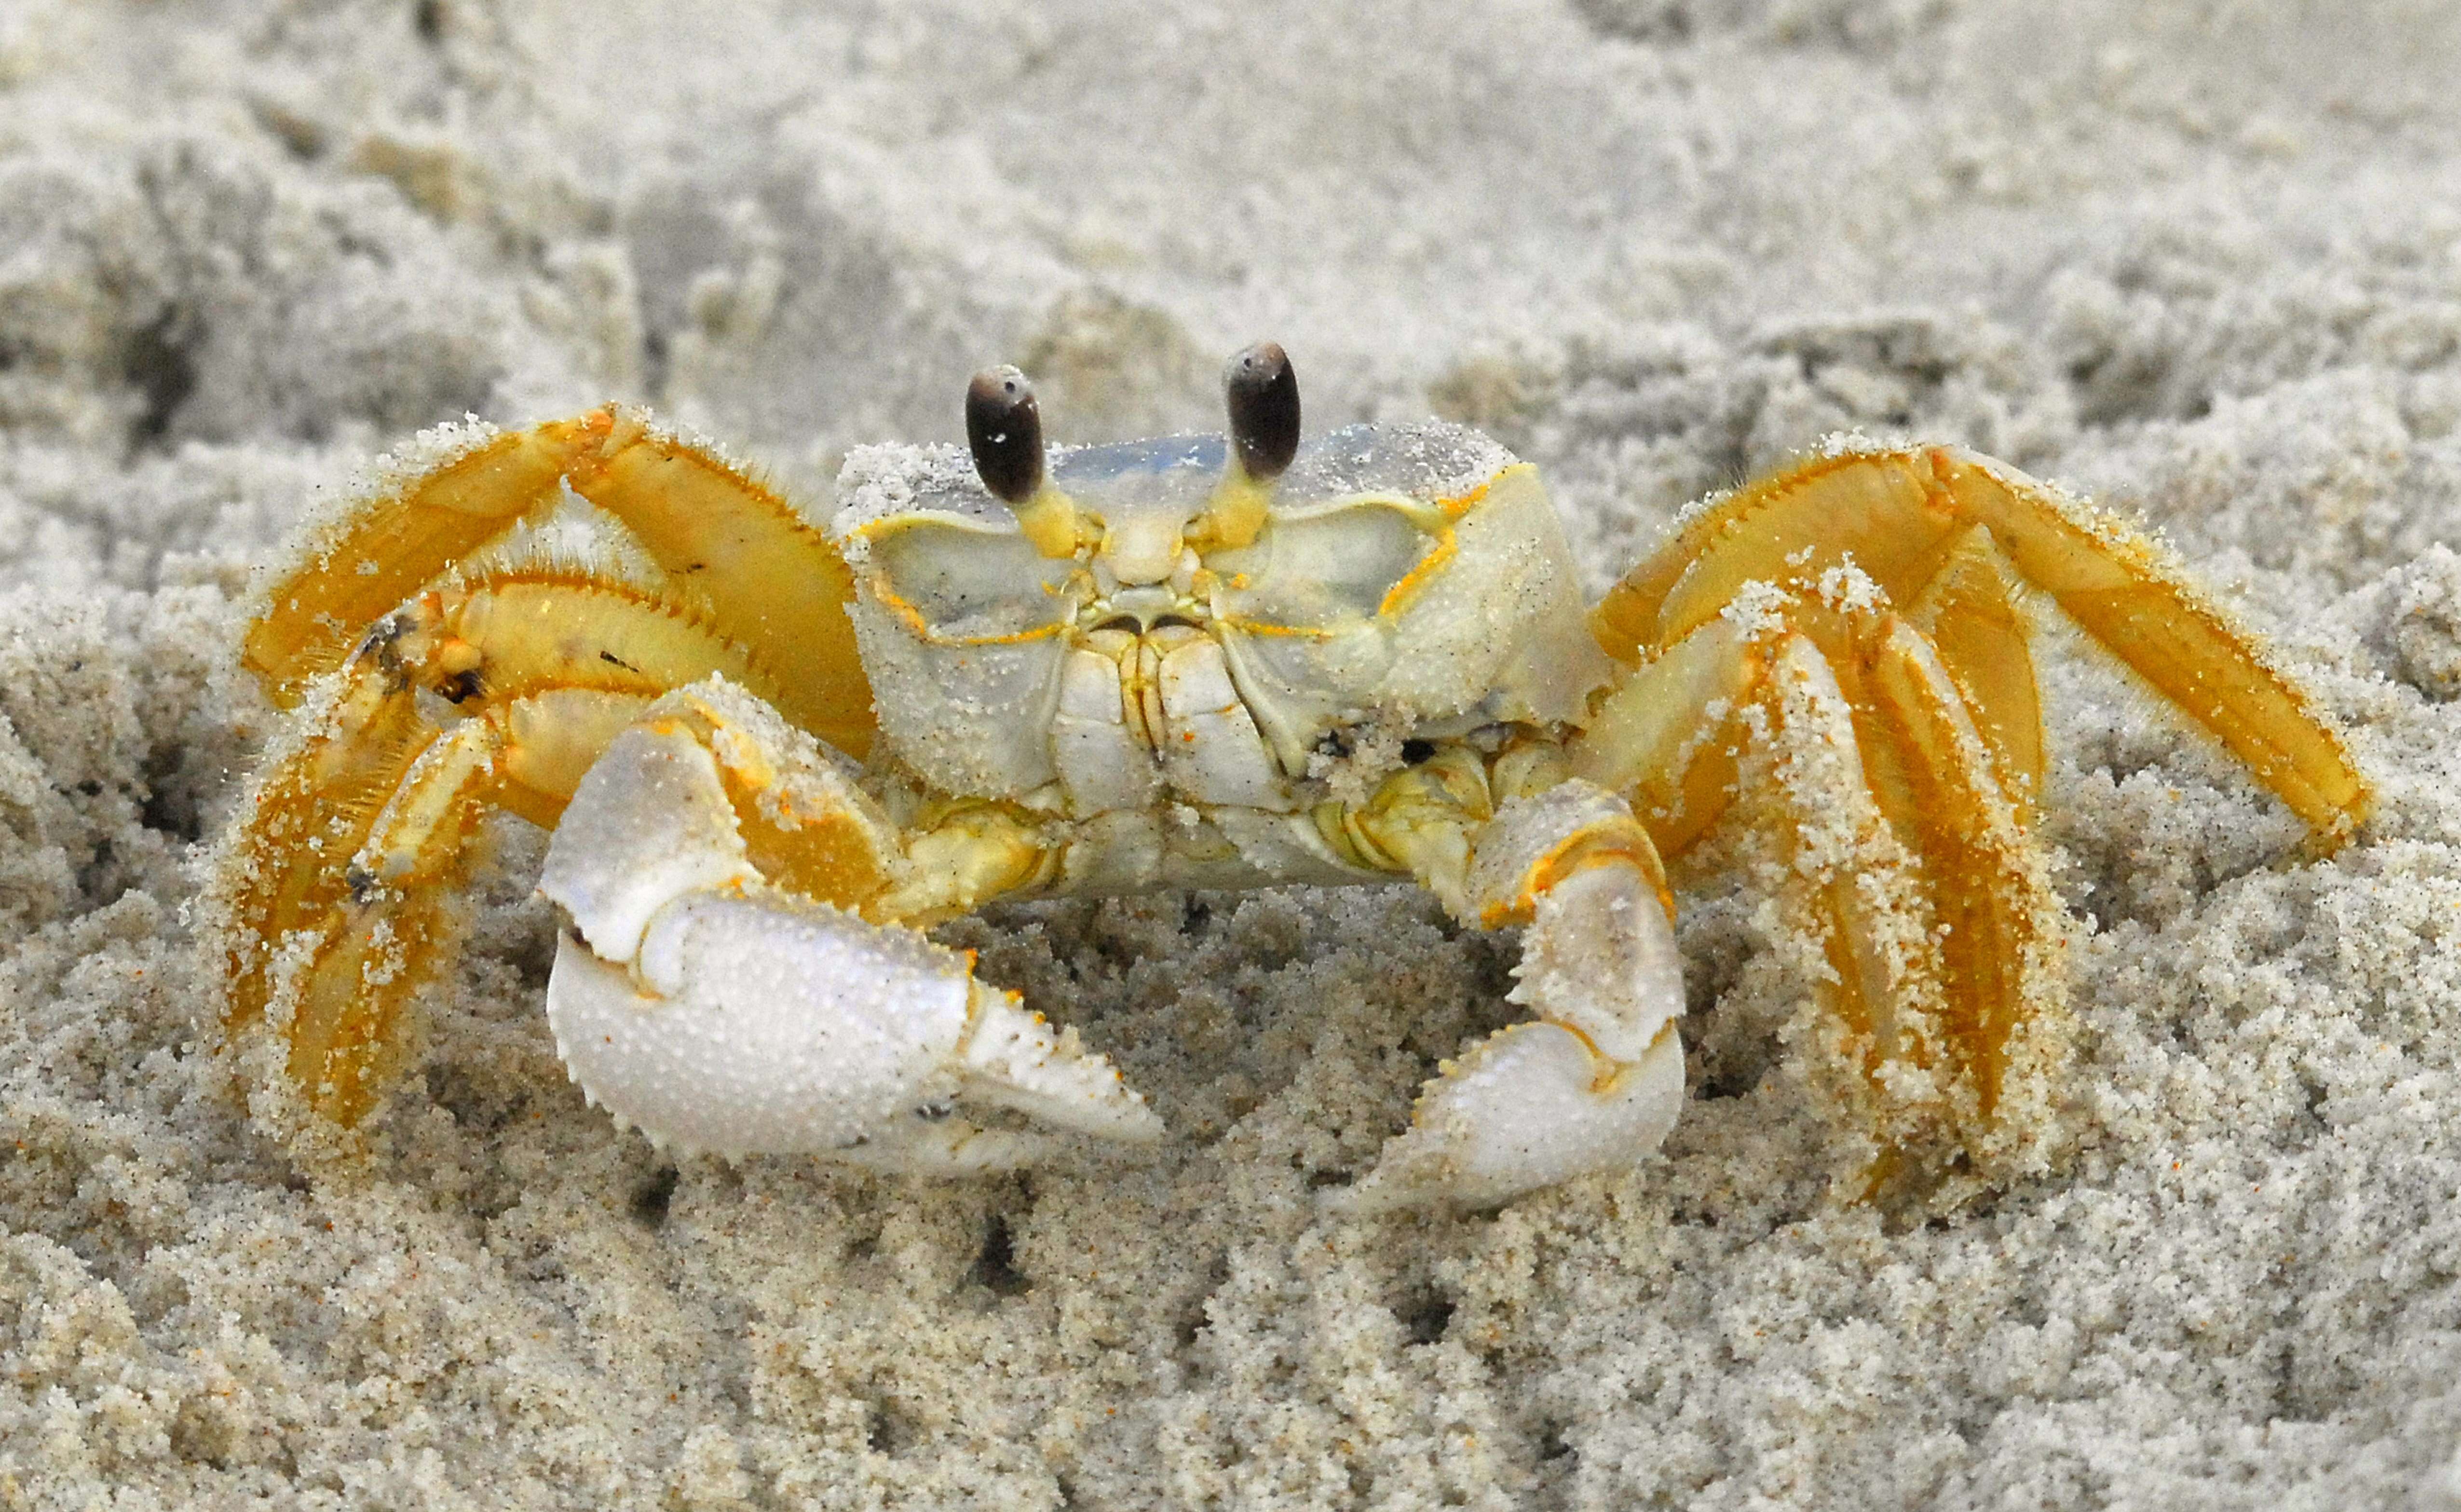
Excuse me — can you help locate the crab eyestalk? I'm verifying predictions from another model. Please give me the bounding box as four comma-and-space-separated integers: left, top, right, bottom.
967, 366, 1080, 556
1226, 341, 1300, 482
965, 366, 1043, 504
1198, 341, 1299, 550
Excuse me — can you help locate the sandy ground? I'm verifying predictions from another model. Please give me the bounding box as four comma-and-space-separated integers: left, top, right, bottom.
6, 0, 2461, 1506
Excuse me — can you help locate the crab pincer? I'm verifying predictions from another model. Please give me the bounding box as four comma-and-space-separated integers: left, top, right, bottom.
537, 680, 1162, 1168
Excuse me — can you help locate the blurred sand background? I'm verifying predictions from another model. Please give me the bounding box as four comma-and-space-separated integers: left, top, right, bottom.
8, 0, 2461, 1506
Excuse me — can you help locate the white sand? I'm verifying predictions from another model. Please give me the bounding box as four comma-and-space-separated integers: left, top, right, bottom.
7, 0, 2461, 1505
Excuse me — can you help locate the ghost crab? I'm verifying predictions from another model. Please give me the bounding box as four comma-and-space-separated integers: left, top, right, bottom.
205, 341, 2370, 1209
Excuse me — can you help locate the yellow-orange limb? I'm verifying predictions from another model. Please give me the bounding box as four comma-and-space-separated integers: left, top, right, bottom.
1568, 616, 1757, 863
1575, 581, 2077, 1180
1575, 612, 1949, 1100
1589, 444, 2369, 848
559, 415, 873, 757
1904, 527, 2043, 826
264, 872, 456, 1132
1592, 448, 1964, 657
1863, 621, 2066, 1132
243, 422, 585, 705
379, 570, 785, 711
243, 407, 876, 758
213, 684, 432, 1038
214, 569, 775, 1126
1932, 450, 2367, 845
277, 687, 649, 1125
218, 568, 763, 1008
1784, 590, 2067, 1132
1753, 631, 1957, 1161
354, 690, 645, 885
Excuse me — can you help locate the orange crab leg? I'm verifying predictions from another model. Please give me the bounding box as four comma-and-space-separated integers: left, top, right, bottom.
242, 424, 584, 704
211, 568, 771, 1128
220, 569, 765, 1004
1565, 614, 1758, 863
275, 687, 651, 1126
1572, 610, 1954, 1147
1783, 590, 2065, 1129
1751, 630, 1952, 1144
1932, 451, 2366, 845
557, 413, 874, 758
1590, 444, 2369, 849
1855, 616, 2063, 1125
1903, 526, 2043, 825
1591, 448, 1964, 655
214, 685, 433, 1038
1574, 577, 2072, 1184
243, 408, 876, 758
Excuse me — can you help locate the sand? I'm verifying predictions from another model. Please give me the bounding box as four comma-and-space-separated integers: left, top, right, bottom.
6, 0, 2461, 1506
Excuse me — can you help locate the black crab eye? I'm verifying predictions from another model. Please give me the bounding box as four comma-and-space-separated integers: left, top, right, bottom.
966, 365, 1046, 505
1224, 341, 1300, 482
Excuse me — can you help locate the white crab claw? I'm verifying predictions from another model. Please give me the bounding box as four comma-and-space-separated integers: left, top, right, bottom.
1331, 1021, 1684, 1212
537, 712, 1162, 1165
547, 894, 964, 1156
1332, 785, 1690, 1212
955, 990, 1167, 1140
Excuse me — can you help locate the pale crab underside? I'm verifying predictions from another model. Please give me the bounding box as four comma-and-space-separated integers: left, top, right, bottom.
203, 343, 2370, 1210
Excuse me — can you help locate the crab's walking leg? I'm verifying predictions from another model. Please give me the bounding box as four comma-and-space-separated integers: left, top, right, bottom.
1574, 581, 2071, 1184
1329, 770, 1687, 1212
1903, 527, 2043, 825
1940, 453, 2366, 842
273, 689, 649, 1123
1843, 606, 2064, 1128
1591, 444, 2370, 847
1580, 611, 1962, 1158
537, 680, 1163, 1168
243, 408, 874, 756
207, 570, 769, 1129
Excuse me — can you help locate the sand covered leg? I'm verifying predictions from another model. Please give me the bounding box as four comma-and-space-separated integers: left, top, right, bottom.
1335, 781, 1687, 1211
1774, 579, 2072, 1183
207, 569, 769, 1131
1572, 580, 2073, 1188
243, 407, 874, 756
1836, 599, 2066, 1137
1566, 613, 1760, 863
1901, 526, 2043, 824
1931, 448, 2368, 844
1589, 444, 2370, 849
537, 681, 1162, 1167
271, 688, 647, 1127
